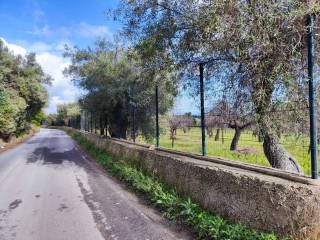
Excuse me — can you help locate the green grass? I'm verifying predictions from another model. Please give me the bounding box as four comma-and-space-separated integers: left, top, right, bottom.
65, 128, 281, 240
137, 128, 312, 176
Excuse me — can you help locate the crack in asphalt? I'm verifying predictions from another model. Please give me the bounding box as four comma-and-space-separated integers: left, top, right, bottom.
8, 199, 22, 210
76, 177, 118, 240
76, 177, 115, 240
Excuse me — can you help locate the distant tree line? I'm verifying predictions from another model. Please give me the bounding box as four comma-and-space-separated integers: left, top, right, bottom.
63, 39, 178, 140
47, 103, 81, 127
0, 40, 51, 141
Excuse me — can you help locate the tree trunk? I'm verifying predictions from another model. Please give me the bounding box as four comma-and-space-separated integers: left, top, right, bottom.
207, 127, 213, 138
263, 131, 302, 173
250, 77, 303, 173
90, 113, 93, 133
94, 117, 97, 134
230, 127, 242, 151
107, 103, 128, 139
99, 116, 104, 136
170, 128, 175, 148
221, 128, 224, 144
108, 112, 127, 138
108, 122, 127, 139
101, 126, 105, 136
215, 129, 220, 141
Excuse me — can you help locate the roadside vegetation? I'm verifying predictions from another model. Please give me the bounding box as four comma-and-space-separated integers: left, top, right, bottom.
65, 128, 280, 240
0, 40, 51, 142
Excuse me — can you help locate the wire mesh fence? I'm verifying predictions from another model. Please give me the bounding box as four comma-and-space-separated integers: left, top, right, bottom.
70, 103, 314, 177
65, 51, 317, 178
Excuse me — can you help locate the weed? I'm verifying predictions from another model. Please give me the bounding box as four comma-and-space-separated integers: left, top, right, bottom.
66, 128, 282, 240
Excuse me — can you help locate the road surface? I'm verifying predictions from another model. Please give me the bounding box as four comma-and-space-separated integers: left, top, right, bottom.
0, 128, 192, 240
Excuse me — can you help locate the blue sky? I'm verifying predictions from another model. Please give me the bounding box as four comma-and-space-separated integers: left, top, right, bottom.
0, 0, 197, 114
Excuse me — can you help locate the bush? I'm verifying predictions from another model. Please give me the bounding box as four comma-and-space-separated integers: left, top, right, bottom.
0, 87, 27, 141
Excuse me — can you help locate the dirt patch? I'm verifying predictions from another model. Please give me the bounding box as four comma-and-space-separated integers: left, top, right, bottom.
236, 147, 260, 155
0, 128, 38, 154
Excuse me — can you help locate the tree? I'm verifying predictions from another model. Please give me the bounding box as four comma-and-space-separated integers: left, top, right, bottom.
0, 40, 50, 141
116, 0, 320, 173
168, 114, 194, 147
56, 103, 81, 126
64, 39, 178, 140
0, 86, 27, 141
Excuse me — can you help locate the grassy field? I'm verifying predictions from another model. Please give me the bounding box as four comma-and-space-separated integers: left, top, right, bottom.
138, 127, 313, 176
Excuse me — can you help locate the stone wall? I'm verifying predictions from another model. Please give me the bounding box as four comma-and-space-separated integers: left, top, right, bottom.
79, 130, 320, 240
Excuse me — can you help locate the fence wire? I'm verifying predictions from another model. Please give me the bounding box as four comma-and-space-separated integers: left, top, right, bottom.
69, 89, 316, 177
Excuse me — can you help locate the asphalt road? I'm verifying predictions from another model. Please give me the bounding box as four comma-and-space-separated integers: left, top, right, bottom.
0, 128, 192, 240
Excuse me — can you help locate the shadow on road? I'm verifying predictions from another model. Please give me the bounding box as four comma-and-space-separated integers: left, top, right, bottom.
27, 147, 87, 167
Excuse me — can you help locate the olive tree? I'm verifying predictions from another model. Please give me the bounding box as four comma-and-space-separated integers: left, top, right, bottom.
64, 39, 178, 140
115, 0, 320, 173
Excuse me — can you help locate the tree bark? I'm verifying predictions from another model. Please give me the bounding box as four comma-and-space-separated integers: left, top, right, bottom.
221, 128, 224, 144
207, 127, 213, 138
215, 129, 220, 141
230, 127, 242, 151
107, 103, 128, 139
108, 122, 127, 139
263, 130, 302, 173
104, 119, 108, 136
182, 127, 187, 133
229, 121, 250, 151
170, 128, 176, 148
94, 116, 97, 134
251, 79, 302, 173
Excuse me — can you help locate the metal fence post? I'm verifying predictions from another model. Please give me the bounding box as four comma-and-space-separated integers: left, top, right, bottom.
86, 111, 88, 131
307, 14, 318, 179
155, 85, 160, 148
89, 111, 92, 132
94, 114, 97, 134
84, 111, 87, 131
199, 63, 206, 156
131, 85, 136, 142
90, 112, 93, 133
86, 111, 89, 132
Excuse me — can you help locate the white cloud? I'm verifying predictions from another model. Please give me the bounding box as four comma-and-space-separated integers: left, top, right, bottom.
1, 37, 79, 114
0, 37, 27, 56
50, 96, 64, 109
35, 52, 69, 80
35, 52, 80, 113
46, 95, 76, 114
78, 22, 111, 37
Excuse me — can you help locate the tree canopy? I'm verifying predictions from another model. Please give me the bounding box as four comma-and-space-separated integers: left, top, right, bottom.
0, 40, 51, 141
115, 0, 320, 172
64, 39, 178, 140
